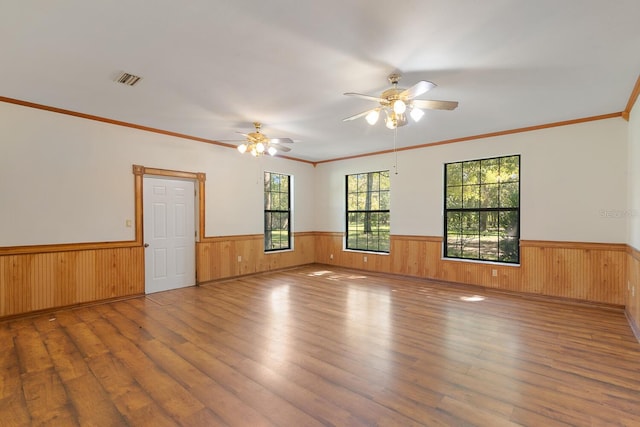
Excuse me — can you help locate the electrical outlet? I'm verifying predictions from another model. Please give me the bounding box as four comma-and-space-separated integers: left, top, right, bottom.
237, 255, 242, 262
364, 256, 368, 263
125, 219, 132, 228
492, 269, 497, 277
329, 254, 334, 260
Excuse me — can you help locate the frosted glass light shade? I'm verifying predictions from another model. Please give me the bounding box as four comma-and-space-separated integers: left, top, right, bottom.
393, 100, 406, 114
385, 117, 396, 129
365, 110, 380, 125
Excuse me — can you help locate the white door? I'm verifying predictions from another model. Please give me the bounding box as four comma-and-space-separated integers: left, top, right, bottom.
143, 177, 196, 294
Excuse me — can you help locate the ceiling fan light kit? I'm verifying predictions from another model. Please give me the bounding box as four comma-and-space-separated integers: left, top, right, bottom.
235, 74, 454, 156
236, 122, 293, 157
343, 73, 458, 129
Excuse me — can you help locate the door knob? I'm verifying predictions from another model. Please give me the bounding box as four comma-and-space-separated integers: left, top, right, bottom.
144, 243, 149, 248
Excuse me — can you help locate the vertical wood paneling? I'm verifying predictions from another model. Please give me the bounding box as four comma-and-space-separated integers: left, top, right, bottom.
1, 255, 32, 315
237, 237, 261, 276
197, 233, 315, 283
520, 244, 626, 305
0, 247, 144, 318
1, 234, 630, 319
314, 232, 343, 266
197, 240, 235, 281
627, 246, 640, 338
267, 233, 315, 271
313, 234, 626, 306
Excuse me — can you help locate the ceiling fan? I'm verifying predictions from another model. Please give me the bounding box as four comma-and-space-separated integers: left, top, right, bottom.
343, 73, 458, 129
236, 122, 293, 156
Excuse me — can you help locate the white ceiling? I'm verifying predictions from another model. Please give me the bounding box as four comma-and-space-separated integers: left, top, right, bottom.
2, 1, 640, 162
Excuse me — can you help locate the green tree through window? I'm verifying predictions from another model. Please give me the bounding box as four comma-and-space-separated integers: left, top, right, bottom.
264, 172, 291, 251
444, 155, 520, 263
346, 171, 390, 252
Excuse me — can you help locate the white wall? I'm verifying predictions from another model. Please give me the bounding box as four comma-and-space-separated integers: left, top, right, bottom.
0, 100, 629, 247
315, 118, 628, 243
629, 103, 640, 250
0, 102, 315, 246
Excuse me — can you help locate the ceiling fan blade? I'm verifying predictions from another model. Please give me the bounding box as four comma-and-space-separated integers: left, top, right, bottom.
344, 92, 386, 103
275, 145, 292, 152
400, 81, 436, 99
270, 137, 294, 144
412, 99, 459, 110
343, 108, 378, 121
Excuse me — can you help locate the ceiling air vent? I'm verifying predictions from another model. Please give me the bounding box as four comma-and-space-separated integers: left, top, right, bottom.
115, 72, 142, 86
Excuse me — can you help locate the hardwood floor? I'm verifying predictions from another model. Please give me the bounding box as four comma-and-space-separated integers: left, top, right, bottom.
1, 265, 639, 426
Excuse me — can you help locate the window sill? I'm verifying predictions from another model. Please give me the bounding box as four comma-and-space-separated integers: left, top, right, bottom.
441, 257, 520, 267
264, 248, 294, 254
343, 249, 390, 256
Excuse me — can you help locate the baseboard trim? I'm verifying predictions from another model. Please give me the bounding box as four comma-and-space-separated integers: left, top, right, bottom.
626, 309, 640, 344
0, 293, 145, 323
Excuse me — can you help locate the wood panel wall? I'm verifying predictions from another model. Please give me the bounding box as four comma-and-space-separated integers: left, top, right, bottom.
520, 241, 626, 304
196, 232, 316, 283
0, 233, 634, 322
628, 245, 640, 339
315, 233, 627, 306
0, 232, 315, 319
0, 246, 143, 318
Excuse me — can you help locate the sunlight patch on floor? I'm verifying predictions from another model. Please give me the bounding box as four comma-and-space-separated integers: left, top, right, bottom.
460, 295, 486, 302
308, 270, 368, 281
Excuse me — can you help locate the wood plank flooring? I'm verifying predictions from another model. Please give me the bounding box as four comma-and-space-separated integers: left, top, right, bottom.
1, 265, 640, 426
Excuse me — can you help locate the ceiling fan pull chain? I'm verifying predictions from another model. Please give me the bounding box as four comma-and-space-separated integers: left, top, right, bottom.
393, 126, 399, 175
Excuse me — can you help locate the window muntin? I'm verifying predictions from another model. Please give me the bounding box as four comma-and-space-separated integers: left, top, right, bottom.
444, 155, 520, 263
264, 172, 291, 251
346, 171, 390, 253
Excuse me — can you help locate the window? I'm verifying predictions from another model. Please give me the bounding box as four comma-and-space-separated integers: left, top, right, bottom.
444, 155, 520, 263
264, 172, 291, 251
346, 170, 390, 252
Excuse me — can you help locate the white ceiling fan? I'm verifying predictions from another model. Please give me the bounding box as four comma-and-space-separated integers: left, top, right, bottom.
235, 122, 294, 157
343, 73, 458, 129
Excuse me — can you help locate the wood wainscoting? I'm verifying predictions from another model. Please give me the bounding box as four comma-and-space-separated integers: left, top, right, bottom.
315, 233, 627, 306
628, 245, 640, 339
0, 246, 144, 318
196, 232, 316, 283
520, 240, 627, 305
0, 232, 315, 319
0, 232, 631, 320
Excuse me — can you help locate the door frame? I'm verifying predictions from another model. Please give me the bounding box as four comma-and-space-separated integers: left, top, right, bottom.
133, 165, 206, 286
